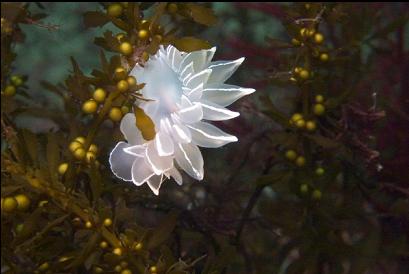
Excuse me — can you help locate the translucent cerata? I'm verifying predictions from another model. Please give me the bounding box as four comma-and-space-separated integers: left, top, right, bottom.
110, 45, 255, 195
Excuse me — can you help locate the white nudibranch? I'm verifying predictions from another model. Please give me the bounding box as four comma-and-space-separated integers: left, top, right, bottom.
109, 45, 255, 195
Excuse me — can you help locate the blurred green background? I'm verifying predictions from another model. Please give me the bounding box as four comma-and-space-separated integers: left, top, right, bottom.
15, 3, 283, 97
